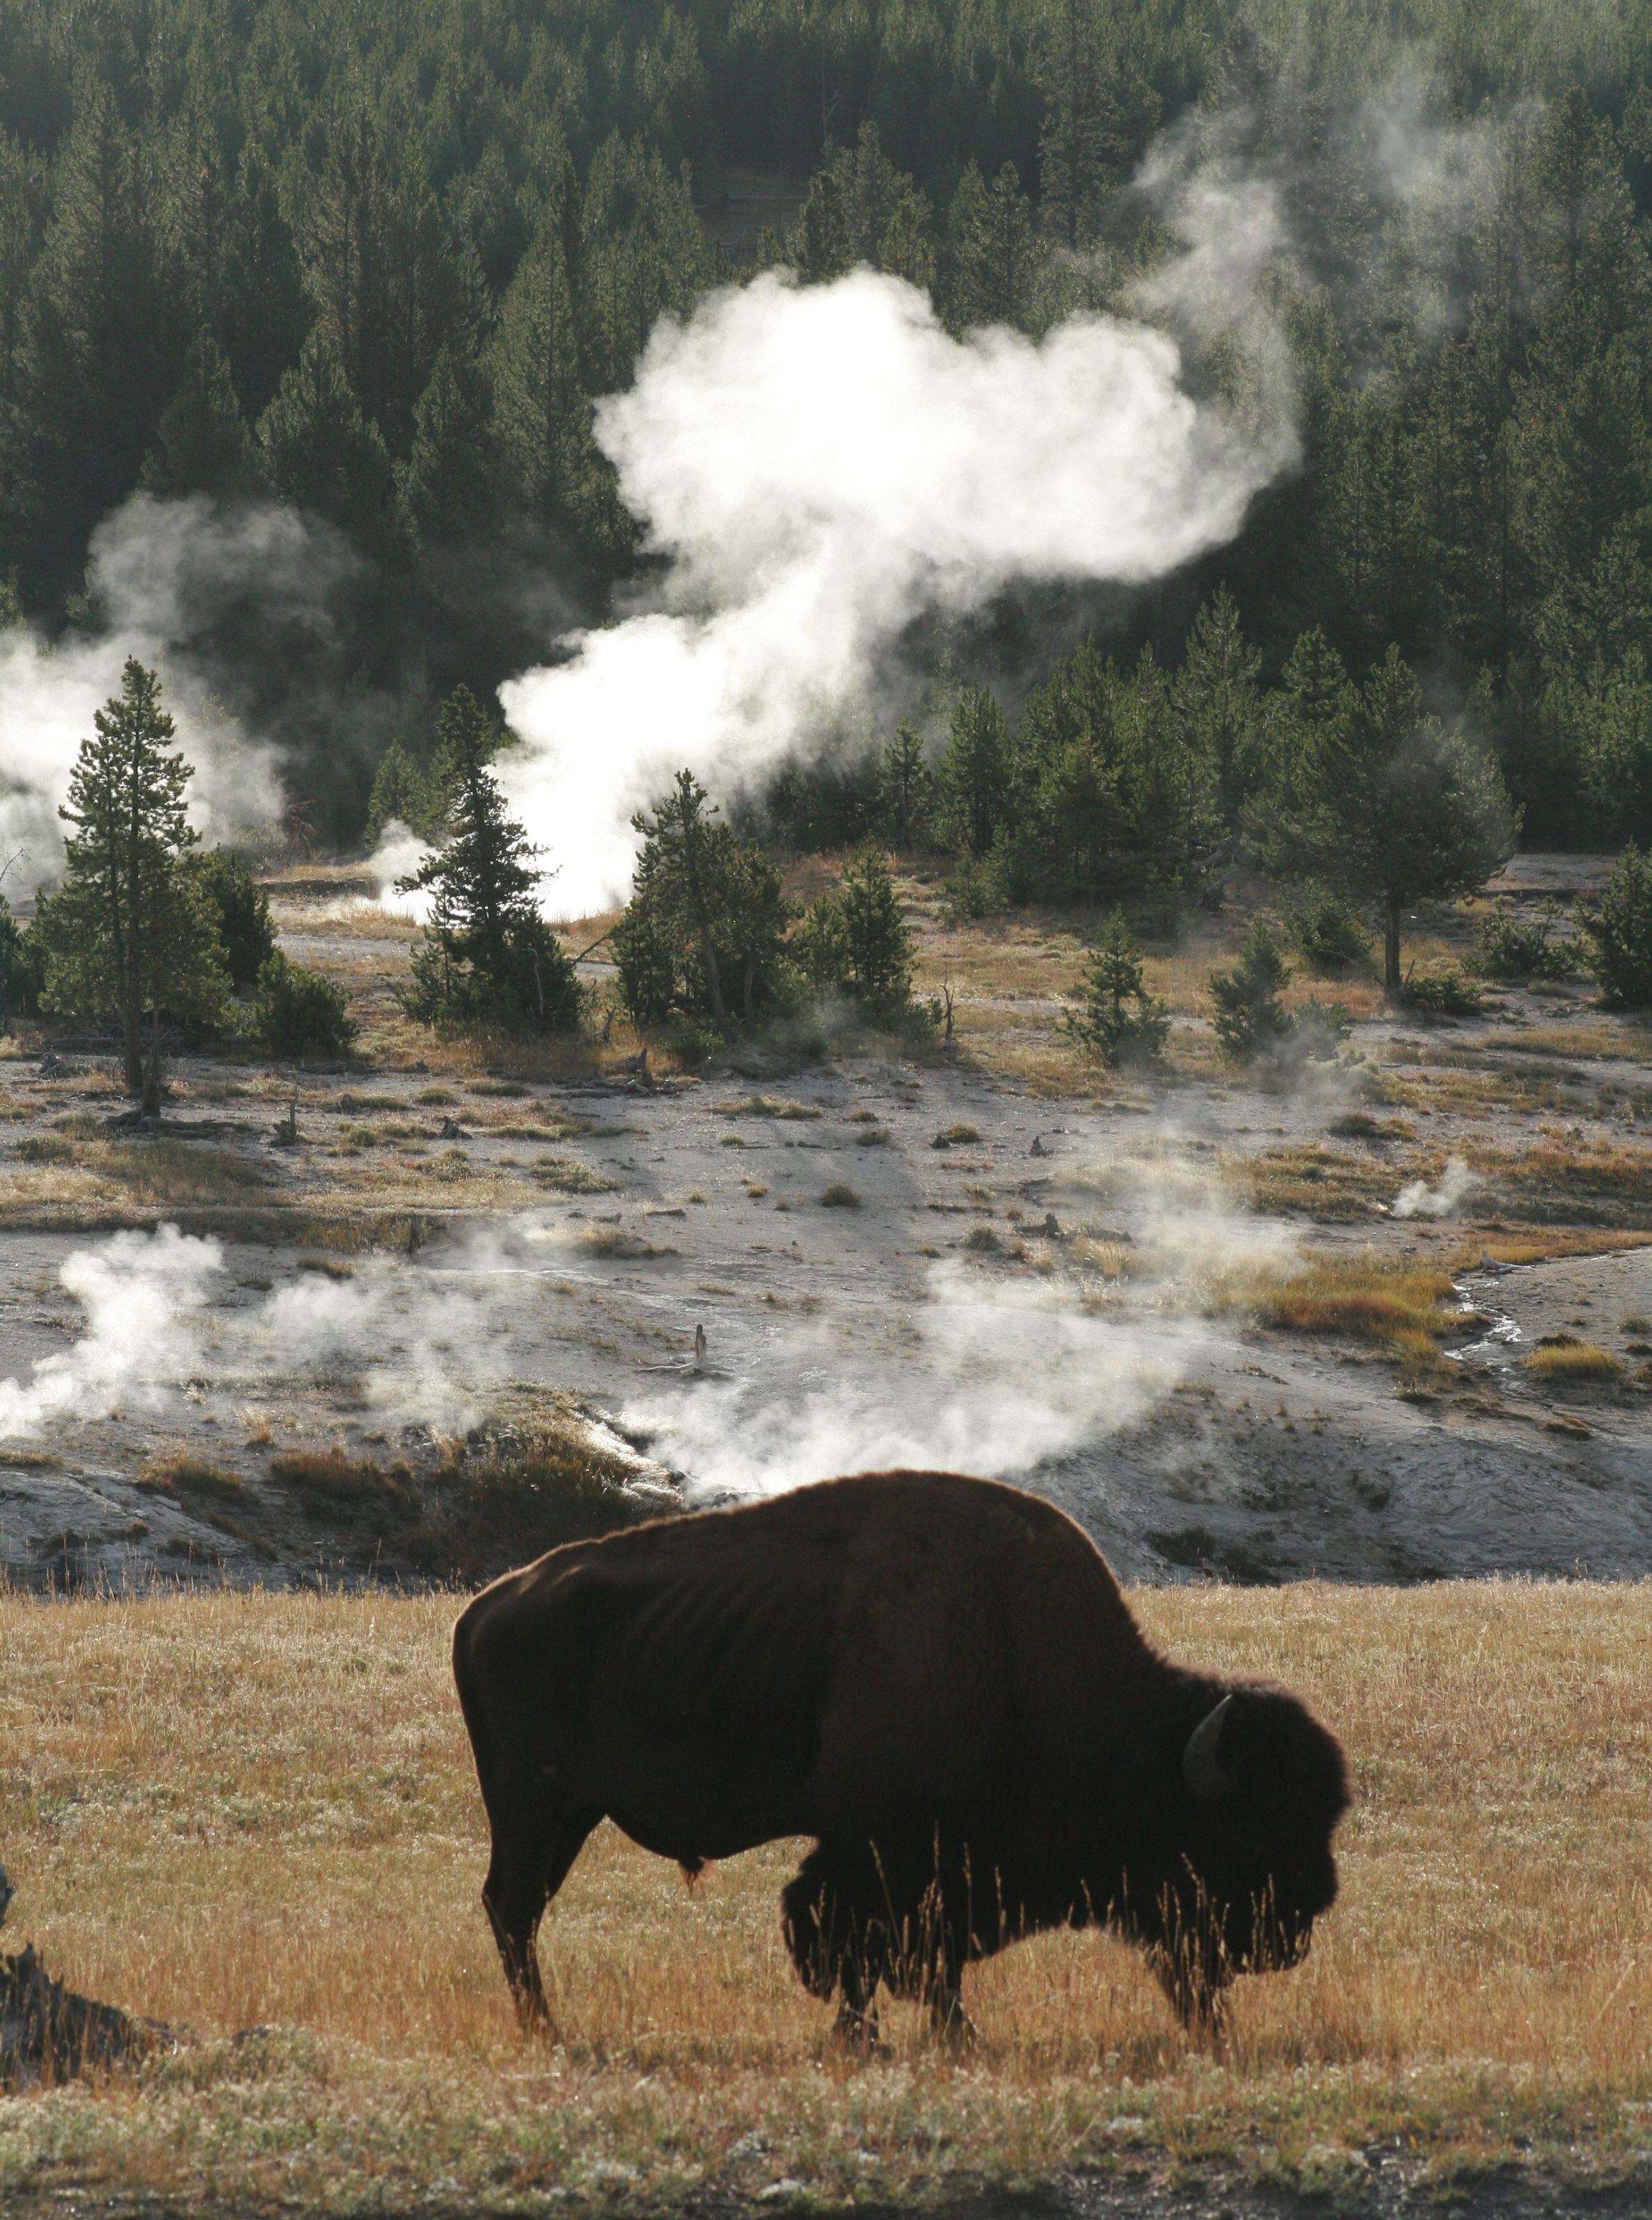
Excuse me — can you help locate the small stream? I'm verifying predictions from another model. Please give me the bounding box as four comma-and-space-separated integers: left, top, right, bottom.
1446, 1265, 1526, 1364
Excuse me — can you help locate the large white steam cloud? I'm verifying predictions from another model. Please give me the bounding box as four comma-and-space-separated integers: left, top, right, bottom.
0, 495, 303, 889
0, 1223, 519, 1440
486, 267, 1296, 916
624, 1263, 1202, 1498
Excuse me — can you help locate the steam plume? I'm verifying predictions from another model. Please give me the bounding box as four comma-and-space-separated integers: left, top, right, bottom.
488, 266, 1296, 915
0, 495, 306, 887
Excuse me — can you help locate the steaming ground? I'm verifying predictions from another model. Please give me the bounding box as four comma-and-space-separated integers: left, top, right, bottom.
1, 878, 1649, 1591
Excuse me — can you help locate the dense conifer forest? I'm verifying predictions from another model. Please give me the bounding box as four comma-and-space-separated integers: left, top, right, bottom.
3, 0, 1652, 850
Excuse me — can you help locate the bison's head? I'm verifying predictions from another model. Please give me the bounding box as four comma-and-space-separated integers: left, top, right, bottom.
1168, 1682, 1349, 1978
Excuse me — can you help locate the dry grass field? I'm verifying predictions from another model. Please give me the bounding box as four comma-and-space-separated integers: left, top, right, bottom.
3, 1582, 1652, 2210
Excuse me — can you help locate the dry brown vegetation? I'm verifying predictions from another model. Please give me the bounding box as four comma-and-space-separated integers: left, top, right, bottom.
1, 1582, 1651, 2210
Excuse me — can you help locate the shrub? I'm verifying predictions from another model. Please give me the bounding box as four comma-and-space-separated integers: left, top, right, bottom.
254, 951, 359, 1057
963, 1224, 1000, 1251
1282, 884, 1370, 972
1578, 842, 1652, 1009
1404, 967, 1482, 1017
419, 1428, 661, 1583
930, 1123, 980, 1147
819, 1182, 860, 1208
1066, 910, 1170, 1067
1209, 920, 1293, 1061
1470, 896, 1578, 982
1292, 999, 1352, 1060
195, 850, 277, 990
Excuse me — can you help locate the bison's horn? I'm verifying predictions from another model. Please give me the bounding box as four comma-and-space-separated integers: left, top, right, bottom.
1183, 1693, 1237, 1801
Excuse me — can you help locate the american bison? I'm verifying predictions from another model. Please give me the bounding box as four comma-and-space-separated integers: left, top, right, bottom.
452, 1469, 1347, 2042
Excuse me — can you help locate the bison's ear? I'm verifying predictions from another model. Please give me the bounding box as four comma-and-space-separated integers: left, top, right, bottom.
1183, 1692, 1238, 1800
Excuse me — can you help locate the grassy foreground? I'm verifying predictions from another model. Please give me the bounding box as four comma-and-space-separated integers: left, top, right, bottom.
1, 1582, 1651, 2210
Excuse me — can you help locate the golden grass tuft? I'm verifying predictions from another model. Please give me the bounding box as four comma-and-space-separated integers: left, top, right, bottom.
269, 1446, 411, 1513
532, 1154, 620, 1194
1522, 1337, 1624, 1383
1247, 1258, 1460, 1350
714, 1095, 823, 1120
135, 1455, 246, 1501
1, 1584, 1652, 2205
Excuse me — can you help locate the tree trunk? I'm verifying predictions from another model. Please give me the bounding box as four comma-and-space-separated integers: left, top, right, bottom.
140, 1001, 162, 1119
1384, 900, 1402, 995
699, 925, 735, 1041
120, 993, 144, 1097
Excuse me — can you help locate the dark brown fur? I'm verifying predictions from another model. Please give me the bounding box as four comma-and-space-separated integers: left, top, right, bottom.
452, 1470, 1348, 2040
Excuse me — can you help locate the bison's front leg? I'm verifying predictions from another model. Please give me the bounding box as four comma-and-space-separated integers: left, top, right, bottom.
1148, 1945, 1232, 2049
832, 1962, 883, 2053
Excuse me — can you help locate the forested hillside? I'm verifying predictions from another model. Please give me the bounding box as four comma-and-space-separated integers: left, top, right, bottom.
3, 0, 1652, 846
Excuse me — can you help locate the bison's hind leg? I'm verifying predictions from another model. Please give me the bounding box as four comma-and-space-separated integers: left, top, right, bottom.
782, 1844, 887, 2051
483, 1804, 598, 2034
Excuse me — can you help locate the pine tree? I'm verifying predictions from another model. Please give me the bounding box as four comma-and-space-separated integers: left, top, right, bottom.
399, 687, 583, 1032
838, 840, 914, 1007
788, 125, 935, 288
1249, 645, 1516, 991
141, 330, 263, 497
1209, 919, 1293, 1064
1033, 0, 1158, 250
1174, 589, 1264, 824
397, 340, 501, 546
365, 742, 444, 846
35, 660, 228, 1103
621, 771, 792, 1037
937, 685, 1012, 857
25, 84, 184, 590
882, 720, 928, 848
1066, 909, 1169, 1066
257, 327, 402, 554
219, 146, 308, 422
944, 162, 1042, 333
627, 770, 739, 1040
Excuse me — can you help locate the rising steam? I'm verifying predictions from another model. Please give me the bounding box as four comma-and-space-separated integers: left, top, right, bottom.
0, 495, 304, 887
484, 265, 1297, 916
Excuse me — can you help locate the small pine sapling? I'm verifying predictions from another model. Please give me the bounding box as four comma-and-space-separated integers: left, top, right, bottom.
1209, 919, 1294, 1062
1066, 910, 1170, 1067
